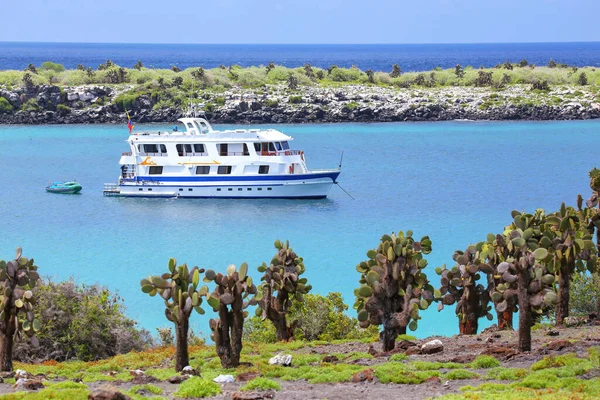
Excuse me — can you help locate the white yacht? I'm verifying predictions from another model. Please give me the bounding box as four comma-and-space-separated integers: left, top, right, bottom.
103, 118, 341, 199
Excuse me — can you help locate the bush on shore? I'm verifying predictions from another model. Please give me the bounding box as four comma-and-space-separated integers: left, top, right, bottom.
14, 278, 152, 362
243, 292, 378, 343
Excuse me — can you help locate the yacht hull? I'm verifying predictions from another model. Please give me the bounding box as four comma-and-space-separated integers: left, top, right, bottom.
104, 171, 340, 199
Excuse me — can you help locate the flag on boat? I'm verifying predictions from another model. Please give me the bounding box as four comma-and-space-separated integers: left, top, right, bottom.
126, 110, 134, 133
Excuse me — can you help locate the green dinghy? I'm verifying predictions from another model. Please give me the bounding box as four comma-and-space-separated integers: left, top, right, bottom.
45, 181, 82, 194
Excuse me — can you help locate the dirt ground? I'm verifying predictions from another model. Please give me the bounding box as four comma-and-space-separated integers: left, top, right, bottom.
2, 323, 599, 400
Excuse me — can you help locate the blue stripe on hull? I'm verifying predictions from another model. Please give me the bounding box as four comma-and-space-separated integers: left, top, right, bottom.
116, 195, 327, 199
124, 171, 340, 183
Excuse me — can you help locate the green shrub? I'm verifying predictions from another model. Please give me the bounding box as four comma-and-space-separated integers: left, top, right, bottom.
0, 97, 13, 113
214, 97, 225, 106
21, 98, 41, 112
471, 355, 500, 369
174, 377, 221, 398
240, 377, 281, 391
263, 99, 279, 108
114, 93, 139, 112
40, 61, 66, 73
570, 272, 600, 316
288, 95, 303, 104
329, 67, 363, 82
56, 104, 71, 115
343, 102, 359, 111
14, 278, 152, 362
289, 292, 362, 341
243, 316, 277, 343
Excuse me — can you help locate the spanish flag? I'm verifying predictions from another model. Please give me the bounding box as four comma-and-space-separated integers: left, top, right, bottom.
126, 110, 134, 134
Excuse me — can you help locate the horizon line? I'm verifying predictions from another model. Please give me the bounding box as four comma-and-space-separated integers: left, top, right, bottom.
1, 40, 600, 46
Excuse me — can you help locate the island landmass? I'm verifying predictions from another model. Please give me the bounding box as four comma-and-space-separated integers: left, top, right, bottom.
0, 60, 599, 124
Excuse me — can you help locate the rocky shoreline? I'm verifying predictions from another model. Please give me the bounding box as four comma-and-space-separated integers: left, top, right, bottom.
1, 83, 599, 124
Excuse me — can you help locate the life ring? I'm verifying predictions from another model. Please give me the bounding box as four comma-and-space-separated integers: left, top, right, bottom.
289, 165, 294, 174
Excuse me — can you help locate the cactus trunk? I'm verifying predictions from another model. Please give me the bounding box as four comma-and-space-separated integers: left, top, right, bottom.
215, 304, 233, 368
517, 270, 532, 352
381, 317, 403, 352
555, 266, 571, 326
460, 293, 480, 335
230, 293, 244, 368
174, 318, 189, 372
0, 314, 16, 372
459, 318, 478, 335
497, 309, 514, 330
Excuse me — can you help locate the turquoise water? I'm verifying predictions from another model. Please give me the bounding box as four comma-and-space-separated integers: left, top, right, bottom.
1, 120, 599, 339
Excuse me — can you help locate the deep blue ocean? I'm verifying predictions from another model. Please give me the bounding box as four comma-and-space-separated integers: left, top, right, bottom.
1, 120, 599, 339
1, 42, 600, 71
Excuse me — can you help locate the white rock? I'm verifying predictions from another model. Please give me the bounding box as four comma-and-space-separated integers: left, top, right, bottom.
268, 353, 292, 366
78, 92, 95, 102
67, 92, 79, 101
213, 374, 235, 383
421, 339, 444, 354
15, 369, 29, 379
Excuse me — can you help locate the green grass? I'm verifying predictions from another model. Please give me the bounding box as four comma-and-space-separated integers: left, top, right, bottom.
471, 355, 501, 369
444, 369, 479, 380
173, 377, 222, 398
240, 377, 282, 391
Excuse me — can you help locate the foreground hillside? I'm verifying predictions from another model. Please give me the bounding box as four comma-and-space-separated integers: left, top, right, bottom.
1, 63, 599, 124
1, 323, 599, 399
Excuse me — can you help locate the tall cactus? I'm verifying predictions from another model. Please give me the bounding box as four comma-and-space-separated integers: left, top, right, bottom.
492, 210, 557, 351
0, 247, 41, 371
480, 233, 516, 329
256, 240, 311, 341
354, 231, 434, 351
205, 263, 257, 368
436, 245, 494, 334
585, 168, 600, 312
140, 259, 207, 371
545, 202, 598, 325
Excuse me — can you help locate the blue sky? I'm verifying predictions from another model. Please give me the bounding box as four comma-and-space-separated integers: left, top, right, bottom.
1, 0, 598, 44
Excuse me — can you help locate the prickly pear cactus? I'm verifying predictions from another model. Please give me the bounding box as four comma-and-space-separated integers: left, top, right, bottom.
140, 258, 207, 371
479, 233, 517, 329
589, 167, 600, 193
436, 245, 493, 334
354, 231, 433, 352
204, 262, 257, 368
493, 209, 557, 351
256, 240, 311, 341
545, 203, 598, 325
0, 247, 41, 372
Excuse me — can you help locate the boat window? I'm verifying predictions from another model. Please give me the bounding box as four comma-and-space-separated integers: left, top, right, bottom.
281, 141, 290, 150
149, 166, 163, 175
268, 143, 276, 152
184, 144, 192, 153
219, 144, 228, 156
143, 144, 159, 153
176, 144, 183, 156
254, 143, 261, 152
218, 166, 232, 174
258, 165, 269, 174
194, 144, 205, 153
160, 144, 167, 153
243, 143, 249, 156
196, 166, 210, 175
275, 142, 282, 151
187, 123, 194, 129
